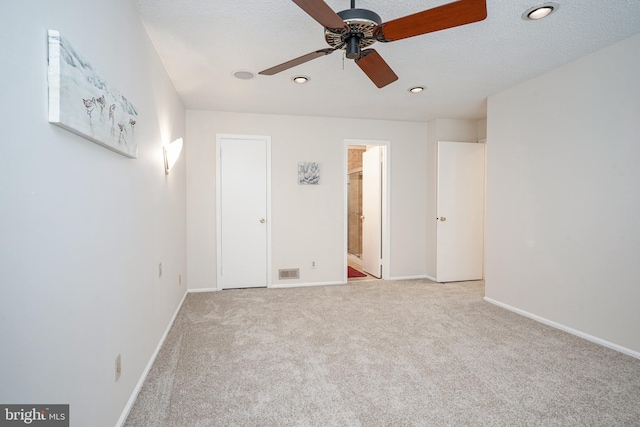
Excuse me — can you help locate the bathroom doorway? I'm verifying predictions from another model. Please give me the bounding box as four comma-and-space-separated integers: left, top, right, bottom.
345, 140, 390, 281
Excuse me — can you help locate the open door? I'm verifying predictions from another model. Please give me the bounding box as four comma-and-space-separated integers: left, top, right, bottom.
362, 146, 382, 278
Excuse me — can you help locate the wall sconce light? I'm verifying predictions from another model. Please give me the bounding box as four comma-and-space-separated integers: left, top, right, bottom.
163, 137, 183, 175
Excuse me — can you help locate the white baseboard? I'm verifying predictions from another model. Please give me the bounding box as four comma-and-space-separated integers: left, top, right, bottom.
115, 290, 189, 427
484, 297, 640, 360
191, 283, 347, 291
389, 275, 432, 281
188, 287, 219, 293
270, 281, 344, 289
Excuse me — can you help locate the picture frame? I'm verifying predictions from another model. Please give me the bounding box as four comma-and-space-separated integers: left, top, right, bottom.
47, 30, 139, 158
298, 162, 320, 185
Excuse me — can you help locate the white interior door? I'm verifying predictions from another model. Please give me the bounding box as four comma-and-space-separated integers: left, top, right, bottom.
217, 135, 270, 289
362, 146, 382, 278
436, 141, 485, 282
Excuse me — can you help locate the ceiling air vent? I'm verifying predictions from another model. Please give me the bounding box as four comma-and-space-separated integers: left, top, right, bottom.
278, 268, 300, 280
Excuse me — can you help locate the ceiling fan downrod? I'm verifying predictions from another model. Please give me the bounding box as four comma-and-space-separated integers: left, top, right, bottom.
346, 0, 360, 59
341, 0, 378, 59
345, 35, 360, 59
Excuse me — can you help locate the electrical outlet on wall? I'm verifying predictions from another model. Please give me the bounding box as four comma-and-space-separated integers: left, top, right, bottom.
159, 263, 163, 278
311, 261, 316, 269
115, 354, 121, 381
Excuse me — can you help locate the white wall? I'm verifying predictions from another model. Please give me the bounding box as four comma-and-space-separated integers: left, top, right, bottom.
486, 33, 640, 354
186, 111, 428, 289
0, 2, 187, 426
425, 119, 481, 279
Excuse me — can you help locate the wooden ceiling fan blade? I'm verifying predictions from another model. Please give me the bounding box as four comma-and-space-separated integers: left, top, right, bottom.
355, 49, 398, 89
292, 0, 348, 31
259, 48, 335, 76
376, 0, 487, 42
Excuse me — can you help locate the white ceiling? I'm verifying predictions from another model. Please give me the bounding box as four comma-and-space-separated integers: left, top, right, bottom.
133, 0, 640, 122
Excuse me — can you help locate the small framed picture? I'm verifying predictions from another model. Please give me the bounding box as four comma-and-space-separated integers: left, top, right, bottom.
298, 162, 320, 185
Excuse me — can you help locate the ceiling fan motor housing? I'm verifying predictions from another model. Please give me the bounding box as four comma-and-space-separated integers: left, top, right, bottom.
325, 8, 382, 58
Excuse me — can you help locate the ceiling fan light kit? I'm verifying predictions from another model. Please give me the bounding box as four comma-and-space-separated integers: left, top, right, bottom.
259, 0, 487, 88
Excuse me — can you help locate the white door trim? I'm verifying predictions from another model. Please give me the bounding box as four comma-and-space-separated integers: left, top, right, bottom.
215, 134, 272, 290
344, 139, 391, 282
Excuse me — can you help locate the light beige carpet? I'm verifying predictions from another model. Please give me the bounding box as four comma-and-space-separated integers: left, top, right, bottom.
124, 280, 640, 426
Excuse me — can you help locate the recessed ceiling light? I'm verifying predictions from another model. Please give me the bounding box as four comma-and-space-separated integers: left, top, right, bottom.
233, 70, 255, 80
292, 76, 310, 84
408, 86, 425, 93
523, 3, 559, 20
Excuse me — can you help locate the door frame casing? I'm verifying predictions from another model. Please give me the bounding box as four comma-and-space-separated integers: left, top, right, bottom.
344, 139, 391, 282
215, 134, 272, 290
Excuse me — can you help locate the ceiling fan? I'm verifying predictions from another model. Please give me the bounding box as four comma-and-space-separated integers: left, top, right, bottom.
259, 0, 487, 88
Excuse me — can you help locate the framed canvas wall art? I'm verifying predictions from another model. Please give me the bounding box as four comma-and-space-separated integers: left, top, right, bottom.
48, 29, 139, 158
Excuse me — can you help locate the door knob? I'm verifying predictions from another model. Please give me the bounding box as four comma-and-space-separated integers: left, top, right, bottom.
260, 218, 266, 223
439, 216, 447, 222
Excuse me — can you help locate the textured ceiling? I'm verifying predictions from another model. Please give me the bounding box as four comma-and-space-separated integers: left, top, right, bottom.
133, 0, 640, 122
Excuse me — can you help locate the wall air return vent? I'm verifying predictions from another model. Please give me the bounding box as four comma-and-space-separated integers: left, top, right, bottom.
278, 268, 300, 280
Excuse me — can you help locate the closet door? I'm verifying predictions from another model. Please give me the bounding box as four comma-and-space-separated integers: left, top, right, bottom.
436, 141, 485, 282
217, 135, 271, 289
